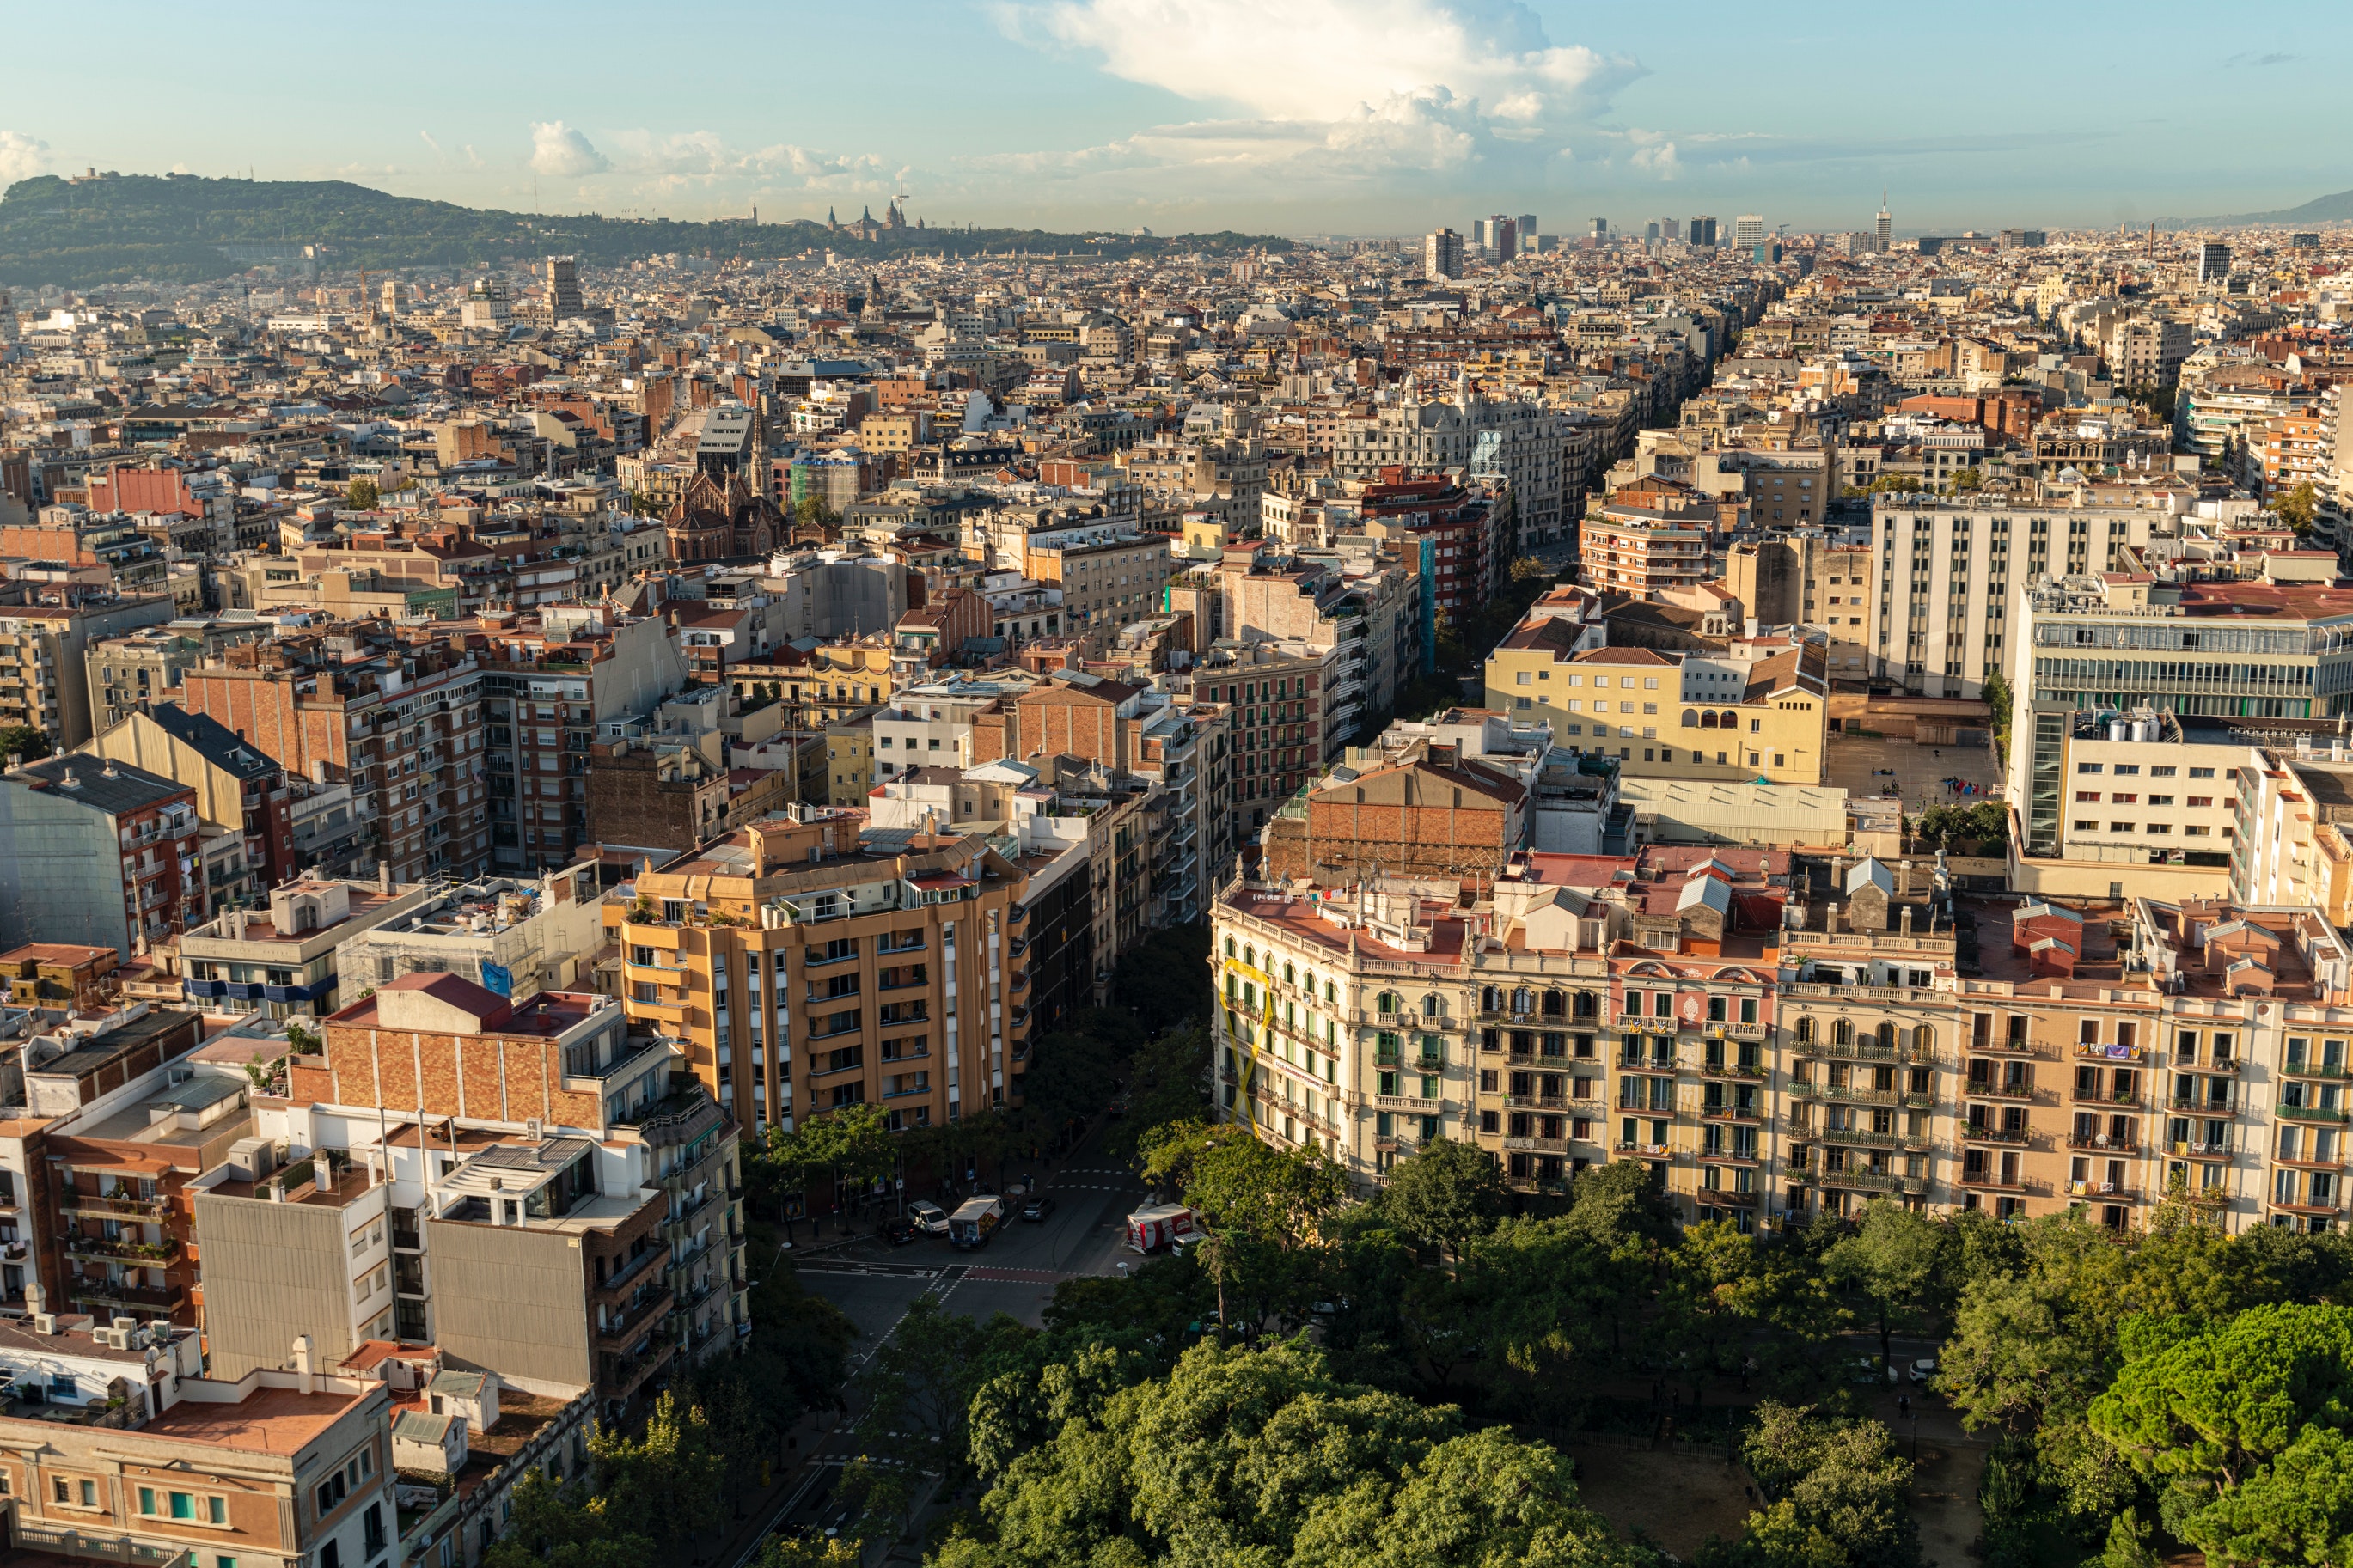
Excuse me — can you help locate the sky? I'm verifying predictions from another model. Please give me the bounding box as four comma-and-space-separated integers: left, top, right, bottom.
1, 1, 2347, 237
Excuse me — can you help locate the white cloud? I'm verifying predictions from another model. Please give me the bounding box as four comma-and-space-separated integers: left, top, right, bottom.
987, 0, 1637, 197
1004, 0, 1634, 125
0, 131, 51, 186
529, 121, 608, 177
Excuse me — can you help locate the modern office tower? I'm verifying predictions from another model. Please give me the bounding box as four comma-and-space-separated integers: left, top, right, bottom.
1515, 214, 1538, 254
1876, 189, 1892, 253
1687, 217, 1717, 247
1644, 221, 1661, 244
1424, 227, 1464, 279
1493, 217, 1518, 259
2199, 241, 2233, 284
1733, 215, 1765, 249
1590, 217, 1609, 241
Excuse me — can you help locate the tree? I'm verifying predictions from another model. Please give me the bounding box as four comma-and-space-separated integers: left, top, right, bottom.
0, 725, 52, 763
761, 1101, 895, 1217
2088, 1302, 2353, 1556
1979, 671, 2013, 760
588, 1391, 724, 1553
1110, 921, 1213, 1027
1380, 1137, 1506, 1265
854, 1294, 1029, 1480
346, 477, 380, 510
752, 1537, 862, 1568
1714, 1404, 1920, 1568
1822, 1199, 1951, 1375
481, 1471, 656, 1568
2277, 481, 2320, 536
1140, 1121, 1348, 1248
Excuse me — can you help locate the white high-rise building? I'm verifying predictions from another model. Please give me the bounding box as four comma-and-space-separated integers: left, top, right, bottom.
1733, 215, 1766, 250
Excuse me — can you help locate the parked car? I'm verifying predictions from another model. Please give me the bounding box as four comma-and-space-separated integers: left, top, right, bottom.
1020, 1194, 1057, 1222
908, 1200, 950, 1236
882, 1216, 918, 1245
1909, 1357, 1938, 1385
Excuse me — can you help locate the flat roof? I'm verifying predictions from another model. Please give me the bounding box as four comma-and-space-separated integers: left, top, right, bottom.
140, 1382, 370, 1455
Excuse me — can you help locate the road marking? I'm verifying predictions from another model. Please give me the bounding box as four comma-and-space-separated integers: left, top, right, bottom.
796, 1262, 945, 1279
961, 1266, 1073, 1284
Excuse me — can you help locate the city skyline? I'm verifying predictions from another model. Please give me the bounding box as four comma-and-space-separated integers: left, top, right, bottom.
0, 2, 2345, 236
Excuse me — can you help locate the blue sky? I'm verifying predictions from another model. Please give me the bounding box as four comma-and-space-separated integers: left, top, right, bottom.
2, 1, 2346, 235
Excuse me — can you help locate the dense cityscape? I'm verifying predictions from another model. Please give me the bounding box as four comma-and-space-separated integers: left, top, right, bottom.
0, 125, 2351, 1568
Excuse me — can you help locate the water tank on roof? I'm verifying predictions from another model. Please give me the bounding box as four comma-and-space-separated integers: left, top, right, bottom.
2135, 717, 2160, 743
2108, 721, 2129, 742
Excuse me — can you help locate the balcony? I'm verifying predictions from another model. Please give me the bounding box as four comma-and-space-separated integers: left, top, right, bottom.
2277, 1102, 2350, 1125
1966, 1081, 2038, 1103
2171, 1096, 2239, 1117
2280, 1059, 2350, 1081
1962, 1124, 2030, 1146
64, 1277, 186, 1314
62, 1234, 182, 1266
1699, 1061, 1768, 1082
1818, 1168, 1928, 1196
1792, 1083, 1934, 1110
2066, 1181, 2140, 1202
58, 1192, 170, 1222
1797, 1038, 1935, 1065
2172, 1138, 2233, 1159
1824, 1126, 1934, 1152
1699, 1102, 1765, 1122
1958, 1169, 2026, 1192
2069, 1084, 2143, 1108
1695, 1188, 1760, 1207
2065, 1134, 2137, 1153
596, 1286, 678, 1348
1613, 1141, 1672, 1158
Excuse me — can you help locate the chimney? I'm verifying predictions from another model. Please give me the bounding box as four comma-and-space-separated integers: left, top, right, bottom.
1900, 906, 1915, 937
1898, 859, 1913, 896
292, 1334, 315, 1394
24, 1282, 45, 1317
376, 859, 392, 894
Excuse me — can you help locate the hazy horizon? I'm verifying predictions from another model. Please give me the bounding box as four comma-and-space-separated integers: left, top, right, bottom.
2, 1, 2345, 237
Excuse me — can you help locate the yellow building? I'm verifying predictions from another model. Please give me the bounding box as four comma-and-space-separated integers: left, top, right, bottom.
1483, 631, 1830, 784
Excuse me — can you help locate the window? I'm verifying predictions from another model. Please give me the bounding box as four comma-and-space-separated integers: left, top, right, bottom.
2077, 763, 2103, 774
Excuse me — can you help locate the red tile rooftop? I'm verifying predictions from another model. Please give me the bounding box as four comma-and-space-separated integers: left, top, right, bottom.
1222, 887, 1467, 965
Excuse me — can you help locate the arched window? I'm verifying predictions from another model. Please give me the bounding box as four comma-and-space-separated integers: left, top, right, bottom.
1421, 994, 1442, 1017
1225, 937, 1237, 957
1794, 1015, 1815, 1044
1482, 985, 1505, 1013
1377, 991, 1400, 1016
1302, 971, 1315, 996
1699, 711, 1719, 729
1574, 991, 1599, 1020
1542, 989, 1566, 1018
1914, 1024, 1936, 1053
1682, 709, 1699, 728
1720, 711, 1739, 728
1325, 980, 1337, 1004
1878, 1022, 1898, 1052
1283, 962, 1295, 985
1243, 944, 1255, 968
1831, 1018, 1854, 1046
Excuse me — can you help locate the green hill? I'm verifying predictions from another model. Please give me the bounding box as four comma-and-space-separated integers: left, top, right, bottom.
0, 173, 1289, 289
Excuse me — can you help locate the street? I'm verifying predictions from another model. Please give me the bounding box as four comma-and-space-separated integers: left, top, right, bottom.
728, 1126, 1156, 1561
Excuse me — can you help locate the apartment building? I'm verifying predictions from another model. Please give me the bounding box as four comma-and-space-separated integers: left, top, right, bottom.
83, 703, 298, 906
198, 970, 747, 1410
610, 810, 1031, 1135
180, 632, 493, 885
85, 628, 207, 733
1483, 639, 1829, 784
0, 1346, 398, 1568
1024, 532, 1173, 628
0, 591, 176, 747
1189, 640, 1337, 842
1869, 496, 2173, 699
177, 876, 436, 1021
479, 611, 691, 876
1580, 509, 1711, 601
1331, 393, 1568, 552
0, 756, 205, 956
332, 869, 604, 1004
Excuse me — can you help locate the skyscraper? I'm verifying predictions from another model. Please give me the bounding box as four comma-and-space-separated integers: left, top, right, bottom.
2199, 241, 2233, 284
1515, 215, 1538, 255
1875, 189, 1892, 254
1733, 215, 1765, 249
1589, 217, 1609, 241
1687, 217, 1717, 247
1424, 227, 1464, 280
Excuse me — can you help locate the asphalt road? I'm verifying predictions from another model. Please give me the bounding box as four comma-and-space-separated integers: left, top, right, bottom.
793, 1127, 1153, 1343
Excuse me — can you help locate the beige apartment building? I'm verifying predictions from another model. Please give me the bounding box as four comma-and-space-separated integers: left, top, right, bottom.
610, 808, 1033, 1136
